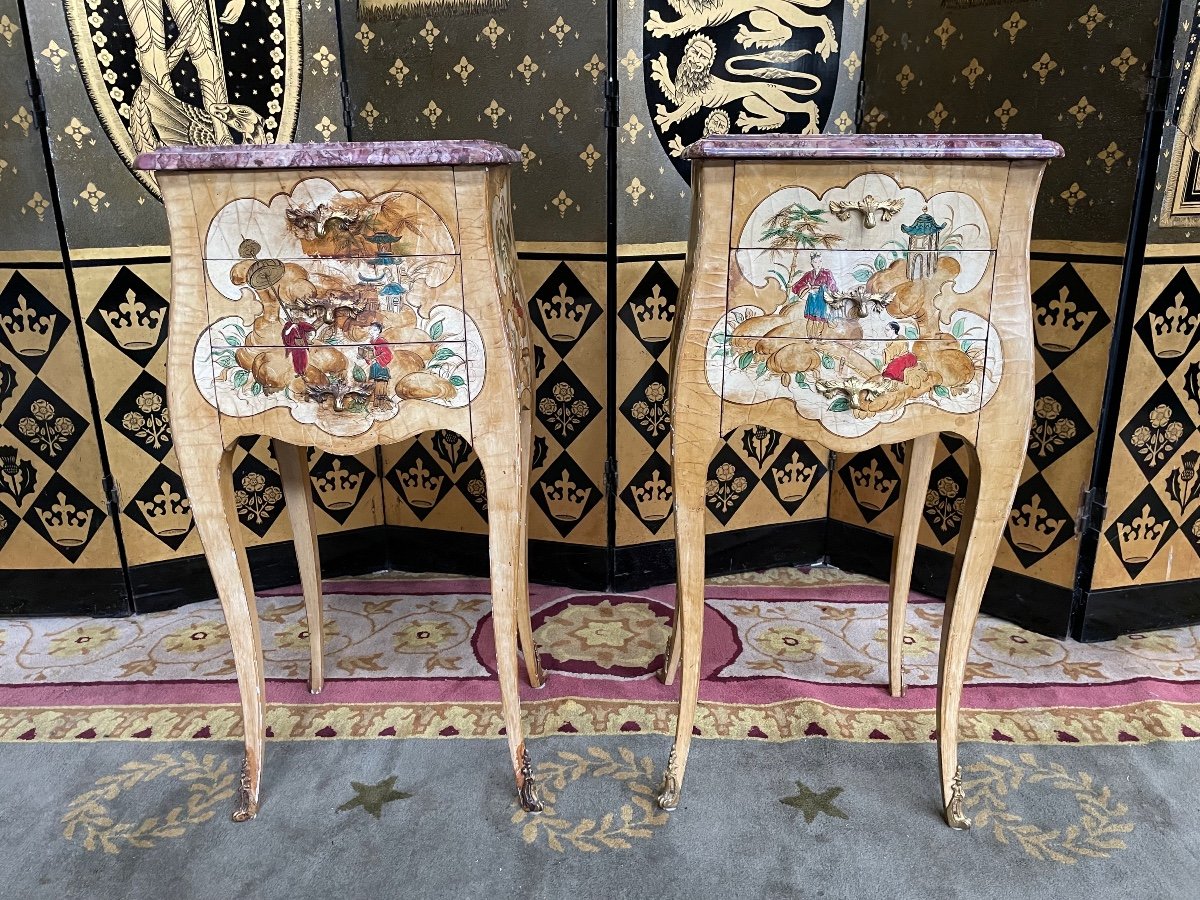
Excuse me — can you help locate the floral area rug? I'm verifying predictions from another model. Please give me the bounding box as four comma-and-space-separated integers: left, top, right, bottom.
1, 568, 1198, 747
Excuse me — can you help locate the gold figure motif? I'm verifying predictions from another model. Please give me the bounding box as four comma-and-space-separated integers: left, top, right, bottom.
649, 34, 823, 135
64, 0, 301, 196
646, 0, 839, 59
944, 765, 970, 830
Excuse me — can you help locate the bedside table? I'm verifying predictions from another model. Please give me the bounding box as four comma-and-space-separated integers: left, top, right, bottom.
140, 141, 544, 821
657, 134, 1062, 828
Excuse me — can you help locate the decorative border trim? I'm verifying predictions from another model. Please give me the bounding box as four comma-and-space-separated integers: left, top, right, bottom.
1, 698, 1196, 744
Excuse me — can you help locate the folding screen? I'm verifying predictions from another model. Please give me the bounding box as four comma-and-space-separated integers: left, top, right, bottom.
847, 0, 1164, 636
338, 0, 868, 585
7, 0, 356, 612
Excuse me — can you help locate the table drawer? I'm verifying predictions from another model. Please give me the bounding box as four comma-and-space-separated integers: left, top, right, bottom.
196, 334, 481, 439
200, 253, 466, 335
709, 317, 1002, 440
193, 169, 461, 260
725, 248, 996, 336
730, 162, 1009, 253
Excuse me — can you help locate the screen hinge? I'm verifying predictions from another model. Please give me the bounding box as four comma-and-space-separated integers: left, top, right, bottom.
604, 456, 618, 498
25, 78, 45, 130
340, 81, 355, 133
603, 77, 620, 129
103, 475, 122, 518
1076, 486, 1107, 539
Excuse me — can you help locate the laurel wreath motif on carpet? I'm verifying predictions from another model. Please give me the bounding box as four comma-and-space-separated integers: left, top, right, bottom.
511, 746, 670, 852
962, 753, 1134, 864
62, 753, 236, 854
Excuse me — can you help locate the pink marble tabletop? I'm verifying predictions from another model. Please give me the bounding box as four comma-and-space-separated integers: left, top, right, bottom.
683, 133, 1065, 160
136, 140, 521, 171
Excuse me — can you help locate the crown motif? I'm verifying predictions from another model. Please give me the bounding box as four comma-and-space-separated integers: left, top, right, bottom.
135, 482, 192, 537
772, 451, 818, 504
1149, 292, 1199, 359
850, 459, 897, 512
632, 469, 673, 522
0, 294, 55, 356
1035, 286, 1095, 353
1115, 504, 1168, 564
102, 289, 165, 350
314, 459, 364, 510
399, 460, 443, 508
537, 283, 593, 342
631, 285, 674, 343
1007, 494, 1066, 554
541, 469, 591, 522
36, 492, 93, 546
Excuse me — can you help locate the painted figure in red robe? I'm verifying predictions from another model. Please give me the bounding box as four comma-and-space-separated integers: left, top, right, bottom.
360, 322, 394, 408
282, 317, 316, 376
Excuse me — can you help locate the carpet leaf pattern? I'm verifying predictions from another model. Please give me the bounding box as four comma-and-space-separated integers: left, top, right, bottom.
62, 752, 235, 854
511, 746, 669, 852
963, 753, 1133, 864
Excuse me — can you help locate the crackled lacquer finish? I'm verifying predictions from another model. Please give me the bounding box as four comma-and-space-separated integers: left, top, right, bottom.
194, 177, 485, 438
710, 172, 1002, 438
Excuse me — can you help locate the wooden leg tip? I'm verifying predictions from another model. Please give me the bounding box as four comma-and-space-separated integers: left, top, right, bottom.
945, 809, 972, 831
657, 666, 676, 686
232, 802, 259, 823
528, 657, 546, 690
234, 756, 260, 822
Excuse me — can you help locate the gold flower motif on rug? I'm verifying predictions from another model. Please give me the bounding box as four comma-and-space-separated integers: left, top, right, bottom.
47, 624, 120, 658
872, 626, 939, 660
751, 624, 823, 663
511, 746, 669, 852
534, 600, 670, 672
978, 623, 1067, 666
962, 752, 1133, 864
275, 618, 341, 652
389, 610, 474, 673
160, 621, 230, 655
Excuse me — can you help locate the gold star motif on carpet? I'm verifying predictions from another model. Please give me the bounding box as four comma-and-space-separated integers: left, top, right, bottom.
780, 781, 848, 824
337, 776, 412, 819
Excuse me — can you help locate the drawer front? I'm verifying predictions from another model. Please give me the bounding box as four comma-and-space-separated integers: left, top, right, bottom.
731, 162, 1008, 253
708, 314, 1002, 441
194, 311, 485, 440
201, 253, 466, 334
194, 169, 461, 260
726, 248, 996, 335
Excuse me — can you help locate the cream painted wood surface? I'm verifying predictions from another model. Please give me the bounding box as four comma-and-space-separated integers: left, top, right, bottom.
155, 156, 543, 821
660, 148, 1053, 829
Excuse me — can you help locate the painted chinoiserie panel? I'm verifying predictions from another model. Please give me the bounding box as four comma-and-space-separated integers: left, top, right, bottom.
711, 163, 1001, 440
191, 174, 484, 439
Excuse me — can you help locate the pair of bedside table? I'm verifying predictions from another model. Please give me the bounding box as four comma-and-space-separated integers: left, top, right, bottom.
145, 133, 1059, 831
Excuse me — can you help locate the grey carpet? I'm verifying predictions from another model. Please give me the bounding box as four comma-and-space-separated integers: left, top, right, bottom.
3, 736, 1197, 899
